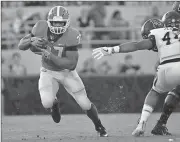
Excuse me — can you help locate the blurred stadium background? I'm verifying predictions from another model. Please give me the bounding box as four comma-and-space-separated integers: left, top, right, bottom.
1, 1, 180, 115
2, 1, 180, 142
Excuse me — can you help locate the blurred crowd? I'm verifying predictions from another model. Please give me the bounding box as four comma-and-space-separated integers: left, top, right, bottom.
2, 1, 166, 78
2, 2, 132, 50
79, 54, 142, 76
1, 1, 173, 7
2, 52, 27, 77
1, 1, 125, 7
2, 1, 168, 50
1, 51, 142, 78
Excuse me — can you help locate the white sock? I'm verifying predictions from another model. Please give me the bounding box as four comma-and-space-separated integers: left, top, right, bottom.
139, 104, 153, 123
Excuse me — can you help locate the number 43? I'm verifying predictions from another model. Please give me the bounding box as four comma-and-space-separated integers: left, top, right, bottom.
162, 32, 178, 45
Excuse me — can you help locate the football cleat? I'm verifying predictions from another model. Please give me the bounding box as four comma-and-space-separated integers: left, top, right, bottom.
151, 121, 172, 135
132, 121, 146, 137
95, 120, 108, 137
51, 99, 61, 123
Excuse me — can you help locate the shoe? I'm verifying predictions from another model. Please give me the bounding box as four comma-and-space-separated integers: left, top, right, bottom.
95, 120, 108, 137
151, 121, 171, 135
132, 121, 146, 137
51, 99, 61, 123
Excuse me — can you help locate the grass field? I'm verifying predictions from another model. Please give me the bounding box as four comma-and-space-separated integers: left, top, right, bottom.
2, 113, 180, 142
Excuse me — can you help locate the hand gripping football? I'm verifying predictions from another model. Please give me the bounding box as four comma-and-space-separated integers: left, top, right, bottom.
31, 37, 48, 49
30, 37, 49, 54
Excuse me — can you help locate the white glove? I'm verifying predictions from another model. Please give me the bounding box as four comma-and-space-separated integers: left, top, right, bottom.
92, 47, 112, 60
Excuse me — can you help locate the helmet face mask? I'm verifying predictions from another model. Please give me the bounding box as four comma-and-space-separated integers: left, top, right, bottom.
47, 6, 70, 34
162, 11, 180, 29
51, 21, 66, 27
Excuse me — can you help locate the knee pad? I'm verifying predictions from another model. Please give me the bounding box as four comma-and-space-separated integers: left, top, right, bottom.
168, 86, 180, 99
165, 94, 179, 108
73, 89, 91, 110
174, 85, 180, 97
39, 87, 56, 109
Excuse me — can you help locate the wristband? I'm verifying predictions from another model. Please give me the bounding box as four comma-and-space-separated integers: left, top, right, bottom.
113, 45, 121, 53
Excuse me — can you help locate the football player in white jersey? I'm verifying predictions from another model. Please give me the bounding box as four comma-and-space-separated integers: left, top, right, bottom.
150, 2, 180, 136
92, 11, 180, 136
138, 17, 180, 136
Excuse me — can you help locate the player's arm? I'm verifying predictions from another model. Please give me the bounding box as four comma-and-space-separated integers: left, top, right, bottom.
18, 34, 33, 50
92, 35, 156, 59
44, 45, 79, 70
18, 22, 37, 50
114, 39, 153, 52
18, 21, 45, 51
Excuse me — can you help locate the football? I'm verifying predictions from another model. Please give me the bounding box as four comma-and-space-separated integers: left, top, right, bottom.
30, 37, 48, 54
29, 46, 43, 55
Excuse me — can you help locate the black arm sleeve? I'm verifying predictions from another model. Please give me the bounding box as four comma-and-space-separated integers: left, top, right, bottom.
62, 45, 78, 58
64, 45, 79, 52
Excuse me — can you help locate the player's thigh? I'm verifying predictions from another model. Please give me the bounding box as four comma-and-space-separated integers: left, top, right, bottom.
39, 71, 59, 107
165, 63, 180, 89
66, 88, 91, 110
63, 70, 85, 93
152, 67, 169, 93
154, 63, 180, 93
63, 70, 91, 110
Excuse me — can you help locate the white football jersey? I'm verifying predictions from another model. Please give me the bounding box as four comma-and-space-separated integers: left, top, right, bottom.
149, 28, 180, 63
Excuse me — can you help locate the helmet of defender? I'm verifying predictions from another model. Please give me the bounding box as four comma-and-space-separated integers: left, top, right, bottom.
162, 11, 180, 29
47, 6, 70, 34
172, 1, 180, 14
141, 18, 164, 39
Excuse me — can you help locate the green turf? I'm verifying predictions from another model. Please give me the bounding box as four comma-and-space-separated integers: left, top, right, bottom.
2, 113, 180, 142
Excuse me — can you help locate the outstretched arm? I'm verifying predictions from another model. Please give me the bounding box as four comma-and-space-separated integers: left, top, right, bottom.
113, 39, 153, 53
92, 36, 156, 60
18, 20, 46, 51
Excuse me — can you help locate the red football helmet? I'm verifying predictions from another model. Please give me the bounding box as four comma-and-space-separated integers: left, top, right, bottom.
47, 6, 70, 34
172, 1, 180, 14
141, 18, 164, 39
162, 11, 180, 29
